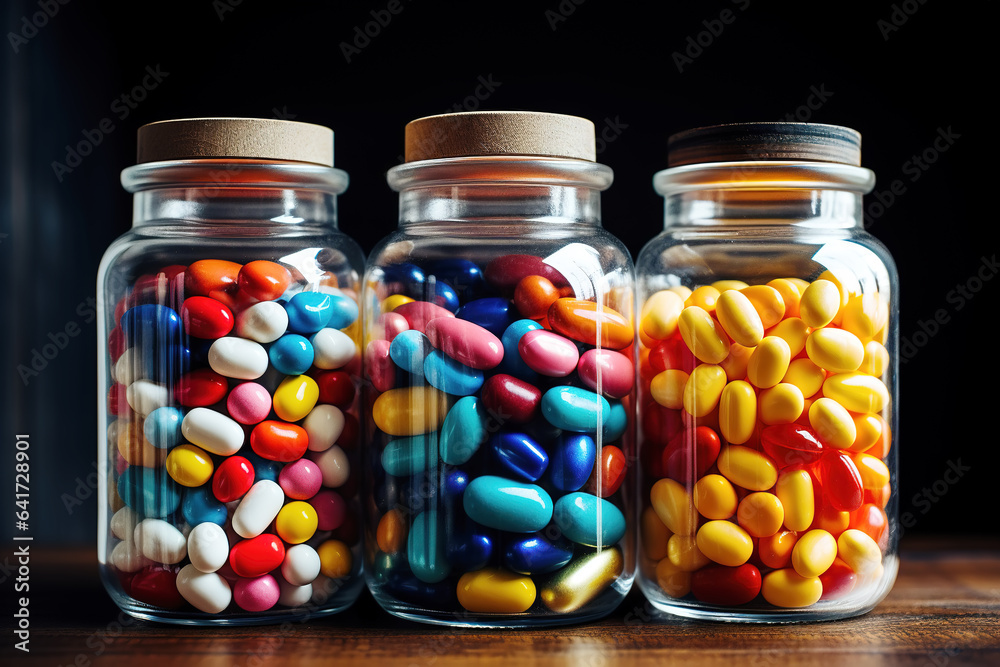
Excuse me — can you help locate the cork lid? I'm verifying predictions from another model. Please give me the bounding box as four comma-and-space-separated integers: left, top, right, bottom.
136, 117, 335, 167
404, 111, 596, 163
668, 122, 861, 167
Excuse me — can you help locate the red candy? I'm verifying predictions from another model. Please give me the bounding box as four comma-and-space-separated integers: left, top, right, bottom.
815, 450, 864, 511
641, 403, 684, 448
213, 456, 255, 503
850, 503, 888, 549
181, 296, 234, 339
483, 254, 568, 292
365, 340, 396, 393
658, 426, 721, 482
315, 370, 357, 407
691, 563, 762, 605
761, 423, 824, 468
108, 383, 129, 416
311, 489, 347, 531
819, 557, 858, 600
237, 260, 292, 301
174, 368, 229, 407
251, 421, 309, 462
480, 374, 542, 424
229, 534, 285, 578
336, 412, 360, 450
585, 445, 627, 497
108, 327, 126, 364
648, 337, 697, 374
130, 566, 185, 609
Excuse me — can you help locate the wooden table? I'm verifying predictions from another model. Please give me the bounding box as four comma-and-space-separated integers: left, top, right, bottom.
5, 537, 998, 666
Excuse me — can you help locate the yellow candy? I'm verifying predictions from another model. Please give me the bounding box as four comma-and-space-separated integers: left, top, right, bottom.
852, 452, 891, 491
642, 506, 672, 561
696, 520, 753, 567
799, 279, 841, 328
716, 290, 764, 347
767, 317, 809, 357
718, 380, 757, 444
381, 293, 414, 312
717, 445, 778, 491
791, 529, 837, 578
720, 342, 754, 382
776, 468, 814, 531
458, 568, 536, 613
785, 277, 811, 293
758, 382, 804, 425
746, 336, 791, 389
693, 474, 738, 520
317, 539, 353, 578
372, 386, 450, 436
273, 375, 320, 422
711, 279, 750, 293
641, 290, 685, 340
540, 548, 623, 613
678, 306, 730, 364
808, 397, 857, 449
766, 278, 802, 318
851, 413, 885, 452
823, 372, 889, 413
816, 269, 855, 321
655, 557, 692, 598
737, 492, 784, 538
669, 285, 693, 301
859, 340, 890, 377
275, 501, 319, 544
164, 444, 214, 487
685, 285, 722, 312
741, 284, 786, 329
651, 478, 697, 535
837, 529, 882, 576
782, 358, 825, 398
668, 534, 711, 571
806, 328, 865, 373
841, 292, 882, 340
762, 568, 823, 607
650, 369, 688, 410
683, 364, 727, 417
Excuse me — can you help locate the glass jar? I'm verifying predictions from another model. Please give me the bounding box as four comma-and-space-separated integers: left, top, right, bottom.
362, 111, 636, 627
97, 118, 366, 624
635, 122, 898, 622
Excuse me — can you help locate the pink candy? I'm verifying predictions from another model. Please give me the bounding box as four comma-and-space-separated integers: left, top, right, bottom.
378, 311, 409, 342
425, 317, 504, 370
393, 300, 455, 332
278, 459, 323, 500
226, 382, 272, 425
518, 329, 580, 377
365, 339, 396, 393
233, 574, 280, 612
577, 349, 634, 399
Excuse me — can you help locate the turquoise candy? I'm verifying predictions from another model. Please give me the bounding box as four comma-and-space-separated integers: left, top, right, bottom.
408, 510, 451, 583
381, 433, 439, 476
552, 492, 626, 547
181, 486, 227, 526
541, 386, 611, 432
424, 350, 484, 396
602, 400, 628, 442
118, 466, 181, 518
499, 319, 543, 379
463, 475, 552, 533
439, 396, 486, 465
390, 329, 432, 376
144, 406, 185, 449
326, 291, 359, 329
284, 292, 333, 333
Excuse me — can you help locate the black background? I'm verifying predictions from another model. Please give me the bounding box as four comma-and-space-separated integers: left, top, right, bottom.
1, 0, 992, 546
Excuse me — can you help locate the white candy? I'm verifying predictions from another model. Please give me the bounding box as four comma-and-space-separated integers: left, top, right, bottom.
235, 301, 289, 344
303, 404, 345, 452
232, 480, 284, 538
310, 328, 356, 370
187, 522, 230, 573
208, 337, 269, 380
112, 347, 143, 385
281, 544, 322, 586
277, 579, 313, 608
311, 445, 350, 488
110, 506, 140, 541
176, 564, 232, 614
110, 540, 152, 572
134, 518, 187, 564
126, 380, 169, 417
182, 407, 244, 456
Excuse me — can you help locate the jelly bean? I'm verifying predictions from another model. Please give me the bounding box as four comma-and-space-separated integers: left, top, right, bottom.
659, 426, 721, 482
691, 563, 762, 605
481, 374, 542, 423
759, 529, 798, 569
553, 492, 626, 547
667, 533, 710, 571
649, 336, 697, 374
209, 337, 269, 380
118, 466, 181, 518
235, 301, 289, 344
226, 382, 272, 425
182, 407, 244, 456
851, 452, 891, 494
823, 372, 889, 414
439, 396, 486, 466
776, 468, 815, 531
390, 329, 433, 375
655, 556, 692, 598
144, 406, 184, 449
720, 341, 753, 382
806, 328, 864, 374
117, 422, 166, 468
425, 259, 487, 300
278, 458, 323, 500
174, 368, 229, 408
310, 328, 356, 370
366, 339, 396, 393
463, 476, 553, 533
232, 480, 284, 538
282, 543, 322, 586
718, 379, 756, 444
838, 528, 882, 576
382, 293, 415, 312
126, 380, 170, 417
717, 445, 778, 491
504, 533, 574, 574
817, 450, 864, 511
130, 566, 185, 610
693, 474, 738, 520
746, 336, 791, 389
697, 520, 753, 567
457, 568, 536, 613
548, 298, 633, 350
377, 312, 410, 344
577, 349, 633, 399
642, 506, 672, 561
381, 434, 437, 476
761, 423, 824, 467
499, 319, 543, 378
650, 478, 697, 536
761, 568, 823, 608
548, 433, 596, 492
791, 528, 837, 578
176, 564, 233, 613
372, 386, 449, 436
812, 501, 851, 537
737, 284, 785, 329
650, 369, 687, 410
277, 577, 313, 608
325, 291, 360, 329
519, 329, 579, 377
539, 547, 624, 613
483, 254, 568, 292
309, 444, 350, 488
275, 501, 318, 544
269, 334, 315, 376
808, 397, 857, 449
315, 369, 357, 407
184, 259, 240, 296
121, 304, 182, 344
514, 274, 560, 319
678, 306, 730, 364
166, 444, 214, 487
284, 292, 335, 333
453, 297, 515, 338
758, 383, 804, 425
181, 296, 234, 339
584, 444, 627, 497
713, 279, 749, 293
819, 557, 858, 600
234, 574, 281, 612
210, 456, 253, 504
424, 350, 484, 396
110, 507, 140, 541
768, 317, 809, 358
798, 280, 840, 329
376, 508, 409, 554
229, 533, 286, 578
783, 357, 824, 398
850, 503, 888, 548
686, 285, 721, 311
111, 541, 152, 572
716, 289, 765, 347
134, 518, 188, 564
272, 374, 320, 422
108, 326, 127, 363
187, 522, 229, 573
407, 510, 451, 583
311, 489, 348, 531
859, 340, 890, 377
541, 386, 611, 432
737, 492, 784, 538
446, 526, 494, 571
766, 279, 801, 318
237, 260, 292, 301
394, 300, 456, 333
488, 432, 548, 482
602, 401, 629, 443
641, 290, 685, 340
183, 486, 227, 526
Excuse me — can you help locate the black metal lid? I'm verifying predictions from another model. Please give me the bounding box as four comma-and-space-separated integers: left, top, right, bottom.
667, 122, 861, 167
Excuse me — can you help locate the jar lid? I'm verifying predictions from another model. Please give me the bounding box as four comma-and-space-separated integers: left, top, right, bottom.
404, 111, 596, 163
136, 117, 335, 167
667, 122, 861, 167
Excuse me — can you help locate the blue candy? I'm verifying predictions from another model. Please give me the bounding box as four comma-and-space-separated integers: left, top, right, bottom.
463, 476, 552, 533
424, 350, 484, 396
446, 525, 494, 571
499, 319, 543, 379
242, 450, 281, 483
381, 262, 426, 289
144, 406, 185, 449
456, 297, 516, 337
552, 492, 626, 547
381, 434, 439, 476
504, 533, 574, 574
326, 292, 359, 329
389, 329, 432, 376
549, 433, 596, 492
408, 510, 451, 583
602, 400, 628, 442
268, 334, 314, 375
284, 292, 334, 333
181, 486, 227, 526
439, 396, 486, 466
118, 466, 181, 518
541, 386, 611, 433
489, 432, 549, 482
120, 304, 181, 345
425, 259, 486, 301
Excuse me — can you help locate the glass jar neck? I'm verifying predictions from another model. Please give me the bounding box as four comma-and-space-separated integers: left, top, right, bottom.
654, 161, 875, 230
387, 156, 612, 226
121, 159, 348, 229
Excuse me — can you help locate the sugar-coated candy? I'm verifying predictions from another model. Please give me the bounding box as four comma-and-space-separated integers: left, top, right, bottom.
250, 420, 309, 462
538, 547, 624, 614
182, 407, 244, 456
457, 568, 536, 613
182, 487, 227, 526
445, 527, 493, 572
181, 296, 234, 339
134, 518, 188, 564
463, 476, 553, 533
208, 337, 269, 380
130, 566, 185, 610
489, 432, 549, 482
233, 574, 281, 612
553, 492, 626, 547
577, 349, 633, 399
424, 350, 484, 396
272, 375, 319, 422
174, 368, 228, 407
237, 260, 291, 301
232, 480, 284, 539
504, 534, 574, 575
230, 534, 285, 578
144, 406, 185, 449
548, 433, 596, 492
311, 328, 356, 369
235, 301, 289, 344
282, 544, 322, 587
518, 329, 579, 377
540, 386, 611, 433
176, 564, 233, 614
187, 522, 229, 573
455, 297, 516, 338
268, 334, 314, 375
165, 444, 214, 487
278, 459, 323, 500
426, 317, 504, 370
439, 395, 486, 466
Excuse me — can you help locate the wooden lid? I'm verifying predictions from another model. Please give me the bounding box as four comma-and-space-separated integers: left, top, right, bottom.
136, 117, 334, 166
404, 111, 596, 163
668, 122, 861, 167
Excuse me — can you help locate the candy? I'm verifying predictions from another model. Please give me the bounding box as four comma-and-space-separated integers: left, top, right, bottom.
251, 420, 309, 462
553, 492, 626, 547
746, 336, 791, 389
309, 444, 350, 488
381, 435, 437, 476
376, 509, 409, 554
311, 328, 356, 370
134, 518, 188, 564
278, 459, 323, 499
284, 292, 334, 333
683, 364, 727, 418
439, 396, 486, 466
547, 298, 633, 349
182, 487, 227, 526
514, 275, 560, 320
717, 446, 778, 491
111, 541, 152, 573
143, 406, 185, 449
226, 382, 272, 425
837, 528, 882, 575
540, 386, 611, 432
817, 450, 864, 511
394, 300, 455, 332
272, 375, 320, 422
790, 529, 837, 578
577, 349, 633, 399
484, 254, 568, 292
185, 260, 241, 297
823, 372, 889, 414
232, 480, 284, 539
504, 534, 574, 574
187, 522, 229, 573
489, 432, 549, 482
455, 297, 517, 337
269, 334, 315, 375
372, 386, 449, 436
549, 433, 596, 492
390, 329, 433, 375
315, 370, 356, 407
457, 568, 536, 613
118, 466, 181, 518
761, 424, 824, 467
180, 296, 234, 339
776, 468, 815, 531
798, 280, 841, 328
691, 563, 762, 605
407, 510, 451, 583
538, 547, 624, 614
819, 557, 858, 600
808, 397, 857, 449
165, 444, 214, 487
737, 492, 784, 538
126, 380, 170, 417
463, 476, 553, 533
651, 478, 697, 536
480, 374, 541, 423
176, 564, 233, 614
233, 574, 281, 612
678, 306, 729, 364
584, 444, 627, 497
641, 290, 684, 340
275, 501, 318, 544
426, 317, 504, 370
693, 474, 738, 520
518, 329, 579, 377
237, 260, 291, 301
716, 290, 765, 347
182, 407, 244, 456
759, 382, 806, 425
131, 566, 185, 609
235, 301, 289, 343
655, 557, 692, 598
696, 520, 753, 567
718, 380, 757, 444
499, 319, 544, 378
282, 544, 322, 586
174, 368, 228, 407
424, 350, 484, 396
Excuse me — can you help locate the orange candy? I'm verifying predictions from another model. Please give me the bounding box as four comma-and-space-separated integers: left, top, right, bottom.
758, 530, 797, 569
547, 298, 634, 350
238, 260, 292, 301
850, 503, 888, 549
185, 259, 242, 297
514, 275, 560, 320
376, 508, 408, 554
